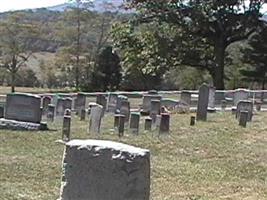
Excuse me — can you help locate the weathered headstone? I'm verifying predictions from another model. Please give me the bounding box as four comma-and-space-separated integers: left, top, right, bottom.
114, 114, 123, 129
190, 116, 196, 126
233, 89, 249, 107
129, 112, 140, 135
116, 95, 128, 113
80, 108, 86, 121
64, 97, 72, 110
0, 106, 4, 118
59, 139, 150, 200
208, 87, 216, 112
42, 96, 51, 115
255, 101, 262, 111
120, 100, 130, 122
89, 104, 103, 134
118, 115, 125, 137
76, 93, 86, 115
196, 84, 210, 121
144, 117, 152, 131
150, 100, 161, 123
155, 115, 162, 130
96, 94, 107, 117
180, 91, 191, 106
239, 111, 248, 128
47, 104, 55, 122
141, 95, 162, 115
5, 93, 41, 123
159, 113, 170, 134
56, 98, 65, 116
62, 110, 71, 142
107, 93, 118, 113
236, 100, 253, 121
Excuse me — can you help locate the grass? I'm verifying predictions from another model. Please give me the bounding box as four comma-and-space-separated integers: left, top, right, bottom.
0, 111, 267, 200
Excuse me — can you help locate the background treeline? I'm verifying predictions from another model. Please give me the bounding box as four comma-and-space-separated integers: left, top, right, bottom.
0, 0, 266, 92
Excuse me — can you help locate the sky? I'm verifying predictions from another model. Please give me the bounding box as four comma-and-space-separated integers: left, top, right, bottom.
0, 0, 67, 12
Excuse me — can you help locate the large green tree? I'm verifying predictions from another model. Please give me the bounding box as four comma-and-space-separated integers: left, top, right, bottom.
0, 12, 38, 92
124, 0, 266, 89
241, 22, 267, 90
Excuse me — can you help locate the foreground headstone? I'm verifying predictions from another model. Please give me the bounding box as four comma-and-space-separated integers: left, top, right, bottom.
159, 113, 170, 134
89, 104, 103, 134
129, 112, 140, 135
144, 117, 152, 131
5, 93, 42, 123
239, 111, 248, 128
196, 84, 209, 121
59, 140, 150, 200
236, 100, 253, 121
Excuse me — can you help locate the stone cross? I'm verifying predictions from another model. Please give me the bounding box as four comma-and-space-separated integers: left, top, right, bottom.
59, 140, 150, 200
89, 104, 103, 134
129, 112, 140, 135
196, 84, 210, 121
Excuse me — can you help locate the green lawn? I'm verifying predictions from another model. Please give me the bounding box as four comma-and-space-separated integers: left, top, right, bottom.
0, 112, 267, 200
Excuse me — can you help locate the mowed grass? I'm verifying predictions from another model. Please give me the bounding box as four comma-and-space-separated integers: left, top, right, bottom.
1, 112, 267, 200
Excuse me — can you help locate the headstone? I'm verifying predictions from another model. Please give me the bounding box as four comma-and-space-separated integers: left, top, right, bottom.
129, 112, 140, 135
62, 113, 71, 142
208, 87, 216, 112
0, 106, 4, 118
190, 116, 195, 126
120, 100, 130, 122
155, 115, 162, 130
239, 111, 248, 128
180, 91, 191, 106
116, 95, 128, 113
148, 90, 158, 95
76, 93, 86, 114
96, 94, 107, 117
107, 93, 118, 113
196, 84, 209, 121
89, 104, 103, 134
114, 114, 124, 129
255, 101, 262, 111
118, 115, 125, 137
150, 100, 161, 123
42, 96, 51, 115
5, 93, 41, 123
233, 89, 249, 107
56, 98, 65, 116
144, 117, 152, 131
80, 108, 86, 121
47, 104, 55, 122
236, 100, 253, 121
59, 140, 150, 200
65, 97, 72, 110
159, 113, 170, 134
142, 95, 162, 115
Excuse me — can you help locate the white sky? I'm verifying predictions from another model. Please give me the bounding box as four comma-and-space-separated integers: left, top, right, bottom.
0, 0, 67, 12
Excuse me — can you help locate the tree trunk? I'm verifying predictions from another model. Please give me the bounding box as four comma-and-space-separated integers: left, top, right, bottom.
212, 40, 226, 89
11, 71, 15, 93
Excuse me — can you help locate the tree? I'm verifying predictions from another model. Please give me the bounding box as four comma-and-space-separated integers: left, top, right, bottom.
124, 0, 266, 89
0, 12, 38, 92
92, 46, 122, 91
241, 22, 267, 90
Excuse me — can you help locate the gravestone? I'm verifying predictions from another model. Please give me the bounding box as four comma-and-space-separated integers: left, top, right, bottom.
236, 100, 253, 121
142, 95, 162, 115
89, 104, 103, 134
116, 95, 128, 113
42, 96, 51, 115
190, 116, 196, 126
96, 94, 107, 117
59, 139, 150, 200
239, 111, 248, 128
107, 93, 118, 113
47, 104, 55, 122
114, 114, 124, 130
120, 100, 130, 122
144, 117, 152, 131
159, 113, 170, 134
118, 115, 125, 137
65, 97, 72, 110
56, 98, 65, 116
180, 91, 191, 106
0, 106, 4, 118
155, 115, 162, 130
233, 89, 249, 107
150, 100, 161, 123
76, 93, 86, 114
80, 108, 86, 121
208, 87, 216, 112
5, 93, 41, 123
196, 84, 210, 121
129, 112, 140, 135
62, 110, 71, 142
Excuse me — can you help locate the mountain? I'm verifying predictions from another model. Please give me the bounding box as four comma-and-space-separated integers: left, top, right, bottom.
47, 0, 125, 13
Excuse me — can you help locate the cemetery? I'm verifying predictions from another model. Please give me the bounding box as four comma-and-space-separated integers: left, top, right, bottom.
1, 86, 267, 199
